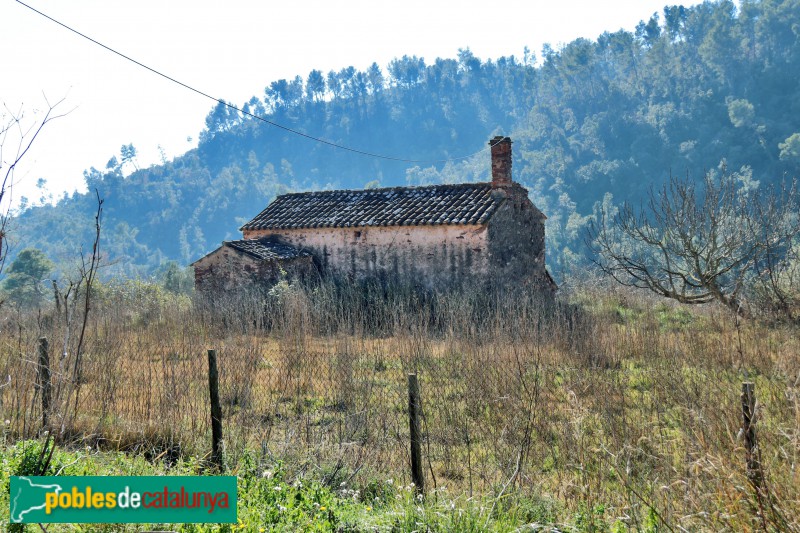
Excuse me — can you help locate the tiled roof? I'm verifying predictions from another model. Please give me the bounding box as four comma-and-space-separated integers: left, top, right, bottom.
225, 238, 310, 261
240, 182, 513, 231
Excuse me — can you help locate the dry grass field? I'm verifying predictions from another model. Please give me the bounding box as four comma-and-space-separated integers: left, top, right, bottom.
1, 278, 798, 531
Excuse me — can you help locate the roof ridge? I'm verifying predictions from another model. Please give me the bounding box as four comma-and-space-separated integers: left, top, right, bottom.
275, 181, 493, 198
225, 236, 283, 244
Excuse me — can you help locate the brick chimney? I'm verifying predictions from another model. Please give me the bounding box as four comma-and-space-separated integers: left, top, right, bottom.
489, 136, 513, 187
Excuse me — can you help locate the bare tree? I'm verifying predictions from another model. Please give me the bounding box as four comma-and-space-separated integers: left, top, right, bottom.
748, 183, 800, 321
587, 168, 800, 319
72, 189, 103, 385
0, 96, 68, 280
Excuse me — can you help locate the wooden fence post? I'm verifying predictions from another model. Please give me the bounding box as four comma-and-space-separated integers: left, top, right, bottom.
38, 337, 51, 430
741, 382, 762, 490
207, 349, 224, 470
408, 373, 424, 495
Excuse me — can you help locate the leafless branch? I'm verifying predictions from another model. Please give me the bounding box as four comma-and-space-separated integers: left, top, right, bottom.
587, 170, 800, 319
0, 96, 71, 277
73, 189, 104, 386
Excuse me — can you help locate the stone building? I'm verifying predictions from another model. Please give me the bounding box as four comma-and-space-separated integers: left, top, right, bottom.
193, 137, 556, 293
191, 237, 314, 292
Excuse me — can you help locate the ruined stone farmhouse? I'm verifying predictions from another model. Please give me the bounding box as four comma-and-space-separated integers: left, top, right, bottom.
192, 137, 556, 293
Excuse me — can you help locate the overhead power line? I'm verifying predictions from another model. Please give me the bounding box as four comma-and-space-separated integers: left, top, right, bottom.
16, 0, 499, 164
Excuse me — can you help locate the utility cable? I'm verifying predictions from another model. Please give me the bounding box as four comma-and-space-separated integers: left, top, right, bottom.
16, 0, 502, 163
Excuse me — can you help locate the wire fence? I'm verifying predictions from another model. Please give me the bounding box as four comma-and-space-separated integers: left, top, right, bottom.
1, 280, 798, 530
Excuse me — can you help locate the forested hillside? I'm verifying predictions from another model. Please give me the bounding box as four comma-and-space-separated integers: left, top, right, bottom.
9, 0, 800, 280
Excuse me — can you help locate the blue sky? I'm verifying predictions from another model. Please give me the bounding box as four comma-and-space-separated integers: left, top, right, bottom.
1, 0, 703, 209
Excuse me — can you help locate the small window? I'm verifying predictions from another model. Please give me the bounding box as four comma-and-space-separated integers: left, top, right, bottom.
354, 230, 362, 240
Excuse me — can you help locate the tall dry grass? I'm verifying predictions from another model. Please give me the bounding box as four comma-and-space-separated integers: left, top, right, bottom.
0, 276, 797, 530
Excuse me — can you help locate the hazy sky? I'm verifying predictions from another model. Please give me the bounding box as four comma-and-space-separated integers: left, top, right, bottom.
1, 0, 702, 208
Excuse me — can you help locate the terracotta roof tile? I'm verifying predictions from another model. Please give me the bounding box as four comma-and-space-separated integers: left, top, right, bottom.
226, 238, 310, 261
240, 182, 506, 231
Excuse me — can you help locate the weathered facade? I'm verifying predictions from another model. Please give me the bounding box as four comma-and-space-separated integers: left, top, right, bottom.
194, 137, 555, 293
192, 237, 314, 291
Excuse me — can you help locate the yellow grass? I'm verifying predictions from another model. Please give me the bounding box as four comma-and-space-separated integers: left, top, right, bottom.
1, 279, 798, 530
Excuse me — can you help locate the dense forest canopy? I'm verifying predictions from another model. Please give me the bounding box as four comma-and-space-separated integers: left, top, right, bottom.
7, 0, 800, 281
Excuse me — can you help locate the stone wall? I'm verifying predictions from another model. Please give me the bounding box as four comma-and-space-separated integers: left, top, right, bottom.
486, 186, 550, 290
193, 246, 314, 292
243, 224, 489, 286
